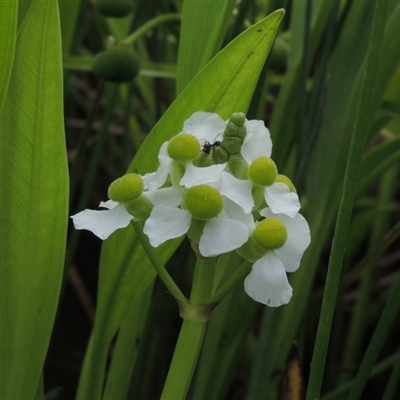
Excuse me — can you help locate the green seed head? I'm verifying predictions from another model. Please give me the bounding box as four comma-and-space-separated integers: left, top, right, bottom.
249, 157, 278, 186
276, 174, 296, 192
184, 185, 224, 220
108, 173, 144, 202
92, 45, 140, 83
95, 0, 133, 18
167, 134, 201, 161
253, 218, 287, 250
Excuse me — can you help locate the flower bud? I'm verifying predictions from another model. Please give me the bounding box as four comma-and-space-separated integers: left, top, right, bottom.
167, 134, 201, 161
253, 218, 287, 250
228, 154, 249, 180
193, 153, 214, 168
95, 0, 133, 18
125, 196, 153, 220
92, 45, 140, 83
212, 146, 229, 163
237, 236, 268, 262
169, 161, 186, 187
249, 157, 277, 186
184, 185, 223, 220
229, 112, 246, 127
108, 173, 143, 202
220, 137, 243, 155
224, 122, 246, 140
276, 174, 296, 192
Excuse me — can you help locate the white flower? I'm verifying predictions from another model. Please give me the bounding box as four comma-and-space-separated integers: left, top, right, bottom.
244, 208, 311, 307
144, 166, 254, 257
71, 200, 133, 240
241, 119, 300, 217
241, 119, 273, 160
143, 196, 254, 257
181, 163, 254, 213
183, 111, 226, 143
71, 173, 175, 240
152, 112, 226, 187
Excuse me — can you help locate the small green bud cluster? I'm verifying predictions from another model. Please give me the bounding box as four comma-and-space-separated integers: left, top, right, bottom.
212, 113, 247, 163
92, 42, 140, 83
95, 0, 134, 18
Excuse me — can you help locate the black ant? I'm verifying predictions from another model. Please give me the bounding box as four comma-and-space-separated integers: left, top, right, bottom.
202, 140, 221, 155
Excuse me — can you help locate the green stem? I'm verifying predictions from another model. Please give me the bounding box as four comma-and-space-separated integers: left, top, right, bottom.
131, 221, 188, 304
161, 255, 217, 399
190, 255, 217, 304
123, 14, 181, 45
160, 319, 207, 400
208, 259, 251, 304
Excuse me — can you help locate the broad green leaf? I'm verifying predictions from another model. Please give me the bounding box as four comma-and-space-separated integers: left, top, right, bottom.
0, 2, 68, 399
177, 0, 237, 93
59, 0, 82, 54
76, 10, 285, 399
0, 1, 18, 111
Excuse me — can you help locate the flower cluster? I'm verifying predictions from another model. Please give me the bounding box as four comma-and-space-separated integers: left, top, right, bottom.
71, 111, 310, 307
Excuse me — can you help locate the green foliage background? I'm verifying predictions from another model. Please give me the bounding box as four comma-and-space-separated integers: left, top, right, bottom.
1, 0, 399, 399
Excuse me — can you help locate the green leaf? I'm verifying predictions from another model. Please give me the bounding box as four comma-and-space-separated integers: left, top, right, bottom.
76, 9, 285, 399
0, 2, 68, 399
0, 1, 18, 111
177, 0, 237, 92
358, 137, 400, 194
59, 0, 82, 54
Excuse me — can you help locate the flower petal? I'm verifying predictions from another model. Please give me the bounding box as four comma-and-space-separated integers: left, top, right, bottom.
265, 183, 300, 217
275, 213, 311, 272
220, 172, 254, 213
199, 216, 250, 257
222, 197, 255, 230
145, 186, 182, 206
241, 119, 273, 163
143, 205, 191, 247
244, 253, 293, 307
182, 111, 226, 142
71, 202, 133, 240
180, 163, 226, 187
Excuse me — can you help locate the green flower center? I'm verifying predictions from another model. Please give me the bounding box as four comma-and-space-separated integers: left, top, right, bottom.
253, 218, 287, 250
276, 174, 296, 192
167, 133, 201, 161
248, 156, 277, 186
108, 173, 144, 202
184, 185, 224, 220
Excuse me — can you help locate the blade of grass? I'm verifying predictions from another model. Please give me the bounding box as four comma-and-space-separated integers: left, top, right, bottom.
321, 352, 400, 400
306, 0, 389, 398
347, 264, 400, 399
